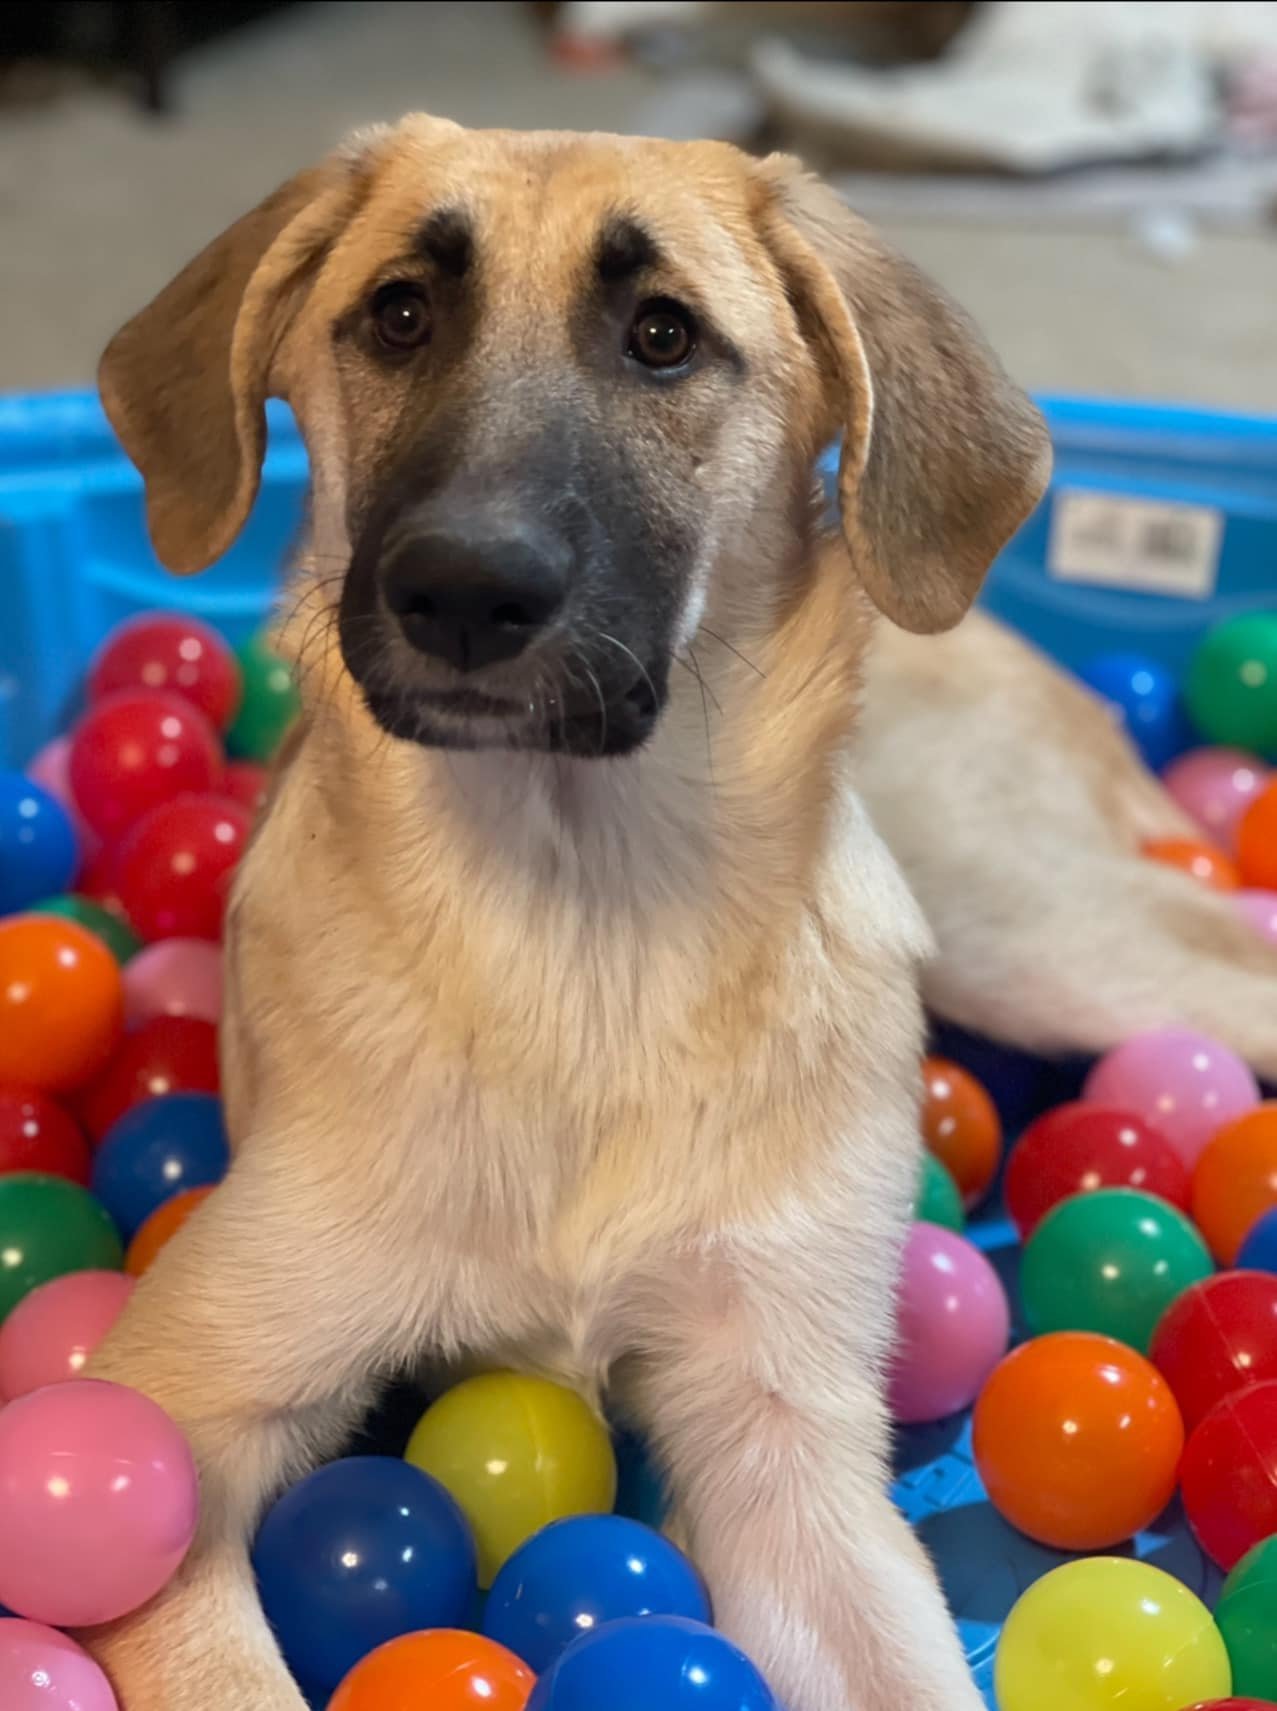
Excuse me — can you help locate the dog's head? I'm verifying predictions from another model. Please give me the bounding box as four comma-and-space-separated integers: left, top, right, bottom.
100, 117, 1049, 757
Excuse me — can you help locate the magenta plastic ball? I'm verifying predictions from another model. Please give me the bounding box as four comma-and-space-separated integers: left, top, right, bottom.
1237, 890, 1277, 947
1084, 1027, 1260, 1169
0, 1272, 135, 1401
888, 1221, 1010, 1424
0, 1620, 118, 1711
0, 1379, 199, 1626
123, 939, 224, 1029
1164, 748, 1271, 851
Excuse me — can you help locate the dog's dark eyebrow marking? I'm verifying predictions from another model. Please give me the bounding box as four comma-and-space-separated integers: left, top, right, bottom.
596, 215, 661, 282
415, 208, 473, 278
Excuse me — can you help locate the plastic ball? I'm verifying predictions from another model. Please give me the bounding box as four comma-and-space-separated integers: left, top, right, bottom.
1181, 1381, 1277, 1569
1143, 836, 1240, 891
24, 736, 91, 844
225, 633, 299, 764
122, 938, 222, 1028
1083, 1026, 1260, 1169
1238, 780, 1277, 892
1183, 1703, 1275, 1710
919, 1057, 1002, 1206
329, 1629, 535, 1711
1005, 1102, 1190, 1238
0, 915, 123, 1094
77, 1015, 220, 1143
973, 1332, 1183, 1551
0, 1619, 119, 1711
222, 761, 269, 817
253, 1456, 477, 1703
525, 1616, 779, 1711
91, 1093, 228, 1242
1165, 748, 1272, 851
913, 1150, 965, 1231
484, 1515, 711, 1675
88, 613, 241, 732
1192, 1104, 1277, 1264
0, 772, 78, 916
1151, 1271, 1277, 1432
1187, 612, 1277, 758
1215, 1535, 1277, 1701
1238, 1206, 1277, 1273
0, 1174, 124, 1322
0, 1378, 198, 1625
1021, 1186, 1213, 1352
0, 1270, 133, 1399
68, 690, 222, 843
30, 895, 142, 965
0, 1086, 91, 1185
125, 1186, 214, 1277
994, 1557, 1231, 1711
887, 1221, 1010, 1424
1237, 890, 1277, 946
115, 794, 251, 944
1078, 652, 1193, 771
405, 1372, 618, 1587
74, 844, 127, 919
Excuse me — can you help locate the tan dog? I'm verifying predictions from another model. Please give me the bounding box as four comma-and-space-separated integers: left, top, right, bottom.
87, 115, 1275, 1711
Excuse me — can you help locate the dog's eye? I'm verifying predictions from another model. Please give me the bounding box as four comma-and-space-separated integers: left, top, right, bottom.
627, 300, 695, 370
372, 284, 432, 352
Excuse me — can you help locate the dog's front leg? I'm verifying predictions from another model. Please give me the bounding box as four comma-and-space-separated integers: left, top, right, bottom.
81, 1138, 431, 1711
630, 1228, 980, 1711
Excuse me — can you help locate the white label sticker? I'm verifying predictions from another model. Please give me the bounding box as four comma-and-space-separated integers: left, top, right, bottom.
1048, 490, 1222, 599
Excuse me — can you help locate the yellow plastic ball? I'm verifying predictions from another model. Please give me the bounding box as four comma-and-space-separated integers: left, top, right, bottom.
404, 1371, 617, 1587
996, 1558, 1231, 1711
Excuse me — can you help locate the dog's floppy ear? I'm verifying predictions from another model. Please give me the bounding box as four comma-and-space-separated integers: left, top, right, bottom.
755, 157, 1051, 634
99, 151, 372, 575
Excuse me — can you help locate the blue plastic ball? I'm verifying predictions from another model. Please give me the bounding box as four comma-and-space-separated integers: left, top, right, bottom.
0, 770, 78, 916
253, 1455, 476, 1702
484, 1514, 710, 1674
91, 1092, 229, 1240
1076, 653, 1193, 772
1237, 1206, 1277, 1274
526, 1616, 779, 1710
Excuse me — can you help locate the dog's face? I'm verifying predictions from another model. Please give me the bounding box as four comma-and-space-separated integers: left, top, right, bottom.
100, 117, 1050, 758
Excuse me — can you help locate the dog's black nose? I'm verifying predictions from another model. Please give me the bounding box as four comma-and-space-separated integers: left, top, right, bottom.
382, 529, 569, 672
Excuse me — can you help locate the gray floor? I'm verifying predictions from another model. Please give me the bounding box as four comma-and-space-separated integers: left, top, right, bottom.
3, 0, 1275, 408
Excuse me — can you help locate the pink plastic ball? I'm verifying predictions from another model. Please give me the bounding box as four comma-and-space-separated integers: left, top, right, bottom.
0, 1378, 199, 1626
0, 1272, 135, 1401
1084, 1027, 1260, 1170
123, 939, 224, 1029
25, 736, 99, 863
888, 1221, 1010, 1424
1164, 748, 1271, 852
0, 1620, 118, 1711
1237, 890, 1277, 947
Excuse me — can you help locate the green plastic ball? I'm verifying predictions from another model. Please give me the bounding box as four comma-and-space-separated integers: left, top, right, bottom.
31, 894, 142, 965
1217, 1534, 1277, 1700
225, 632, 299, 763
1020, 1187, 1213, 1353
914, 1151, 965, 1232
0, 1172, 124, 1321
1186, 612, 1277, 758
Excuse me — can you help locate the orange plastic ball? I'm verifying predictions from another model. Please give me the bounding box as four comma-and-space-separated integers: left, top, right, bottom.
1143, 837, 1241, 892
1238, 781, 1277, 892
973, 1331, 1185, 1551
329, 1630, 535, 1711
920, 1057, 1002, 1206
125, 1187, 215, 1277
1192, 1103, 1277, 1264
0, 915, 124, 1094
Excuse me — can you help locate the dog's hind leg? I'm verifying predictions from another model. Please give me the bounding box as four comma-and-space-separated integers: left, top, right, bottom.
858, 612, 1277, 1080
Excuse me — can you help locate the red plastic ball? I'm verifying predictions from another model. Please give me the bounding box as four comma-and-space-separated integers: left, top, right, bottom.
89, 614, 241, 732
115, 794, 251, 944
0, 1086, 91, 1185
1185, 1703, 1277, 1709
1181, 1380, 1277, 1569
1150, 1272, 1277, 1432
222, 761, 268, 817
76, 1016, 220, 1143
1005, 1102, 1190, 1238
68, 690, 223, 842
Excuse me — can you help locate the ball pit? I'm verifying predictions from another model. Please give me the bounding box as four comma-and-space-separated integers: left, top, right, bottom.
0, 771, 78, 916
122, 938, 223, 1027
888, 1221, 1010, 1423
88, 612, 242, 733
67, 690, 223, 843
0, 916, 123, 1093
1164, 747, 1271, 851
1187, 612, 1277, 758
525, 1616, 779, 1711
1150, 1271, 1277, 1431
1192, 1103, 1277, 1264
0, 1086, 91, 1185
90, 1092, 228, 1242
114, 793, 251, 943
1180, 1381, 1277, 1570
77, 1015, 220, 1142
226, 631, 301, 764
1077, 653, 1191, 771
1238, 1206, 1277, 1273
30, 894, 142, 966
1083, 1026, 1260, 1169
1004, 1102, 1189, 1238
0, 1270, 133, 1399
0, 1619, 119, 1711
0, 1174, 124, 1322
329, 1629, 535, 1711
919, 1056, 1003, 1207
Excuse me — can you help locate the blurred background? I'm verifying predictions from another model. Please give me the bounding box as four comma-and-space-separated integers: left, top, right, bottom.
2, 0, 1277, 402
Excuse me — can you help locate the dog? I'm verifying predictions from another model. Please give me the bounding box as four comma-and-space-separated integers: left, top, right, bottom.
87, 115, 1277, 1711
